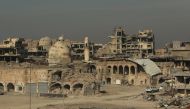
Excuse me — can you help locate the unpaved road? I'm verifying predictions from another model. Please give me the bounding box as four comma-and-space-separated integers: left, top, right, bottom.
0, 85, 156, 109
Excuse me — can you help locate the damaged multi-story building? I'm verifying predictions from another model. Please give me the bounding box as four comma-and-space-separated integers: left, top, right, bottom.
96, 27, 155, 58
149, 41, 190, 96
167, 41, 190, 96
0, 37, 27, 63
71, 40, 103, 60
24, 36, 53, 58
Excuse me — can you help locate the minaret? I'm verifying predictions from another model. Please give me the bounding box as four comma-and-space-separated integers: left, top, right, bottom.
84, 36, 90, 62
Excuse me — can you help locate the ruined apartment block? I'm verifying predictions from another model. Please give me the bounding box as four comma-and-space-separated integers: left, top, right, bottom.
96, 27, 155, 58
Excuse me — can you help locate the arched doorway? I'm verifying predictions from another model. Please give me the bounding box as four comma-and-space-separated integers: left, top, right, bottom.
90, 65, 96, 73
73, 83, 83, 91
106, 78, 111, 84
0, 83, 4, 92
131, 66, 136, 75
113, 66, 117, 74
50, 83, 62, 94
73, 83, 83, 95
119, 65, 123, 74
159, 78, 165, 83
63, 84, 70, 90
63, 84, 71, 94
7, 83, 15, 92
107, 66, 112, 73
124, 66, 129, 75
131, 79, 134, 85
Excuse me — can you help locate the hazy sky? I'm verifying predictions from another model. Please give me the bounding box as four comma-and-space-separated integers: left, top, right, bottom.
0, 0, 190, 48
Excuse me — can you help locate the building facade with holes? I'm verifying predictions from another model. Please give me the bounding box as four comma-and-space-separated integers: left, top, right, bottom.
0, 62, 99, 96
0, 63, 49, 94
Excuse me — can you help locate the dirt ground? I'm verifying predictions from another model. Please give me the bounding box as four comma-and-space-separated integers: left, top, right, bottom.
0, 85, 157, 109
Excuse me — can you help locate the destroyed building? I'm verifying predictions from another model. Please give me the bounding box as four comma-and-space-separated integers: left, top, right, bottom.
0, 37, 26, 63
96, 57, 161, 86
71, 38, 103, 60
96, 27, 155, 58
166, 41, 190, 96
25, 36, 53, 58
149, 41, 190, 96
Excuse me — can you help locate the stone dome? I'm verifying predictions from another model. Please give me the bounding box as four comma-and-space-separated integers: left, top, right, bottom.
39, 36, 52, 46
48, 39, 71, 66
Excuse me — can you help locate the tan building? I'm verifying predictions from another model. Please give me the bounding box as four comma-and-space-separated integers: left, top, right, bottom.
96, 27, 155, 58
0, 37, 26, 62
0, 61, 98, 96
0, 63, 49, 94
96, 58, 161, 86
155, 48, 167, 56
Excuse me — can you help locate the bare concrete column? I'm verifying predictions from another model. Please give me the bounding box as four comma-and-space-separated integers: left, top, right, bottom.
16, 58, 19, 63
36, 82, 39, 96
184, 76, 187, 96
48, 82, 50, 93
70, 85, 73, 92
135, 67, 137, 75
181, 62, 183, 68
123, 66, 125, 75
117, 65, 119, 74
110, 66, 113, 74
184, 62, 186, 68
129, 66, 131, 75
4, 83, 7, 92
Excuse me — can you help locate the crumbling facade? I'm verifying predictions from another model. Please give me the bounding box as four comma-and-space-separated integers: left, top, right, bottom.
96, 57, 161, 86
25, 37, 52, 58
96, 27, 155, 58
0, 37, 26, 62
71, 38, 102, 60
0, 63, 49, 94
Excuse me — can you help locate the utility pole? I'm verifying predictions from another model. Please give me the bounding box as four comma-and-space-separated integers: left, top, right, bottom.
29, 63, 32, 109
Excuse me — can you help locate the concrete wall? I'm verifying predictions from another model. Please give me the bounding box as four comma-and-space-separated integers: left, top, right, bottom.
0, 66, 49, 93
171, 50, 190, 59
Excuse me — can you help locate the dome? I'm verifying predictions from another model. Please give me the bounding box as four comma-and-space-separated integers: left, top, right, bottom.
39, 36, 52, 46
48, 40, 71, 66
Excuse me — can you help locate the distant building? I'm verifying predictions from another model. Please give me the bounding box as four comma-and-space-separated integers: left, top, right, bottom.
166, 41, 190, 60
71, 38, 103, 60
96, 27, 155, 58
155, 48, 167, 56
0, 37, 26, 62
25, 36, 53, 58
125, 30, 155, 58
38, 36, 52, 52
